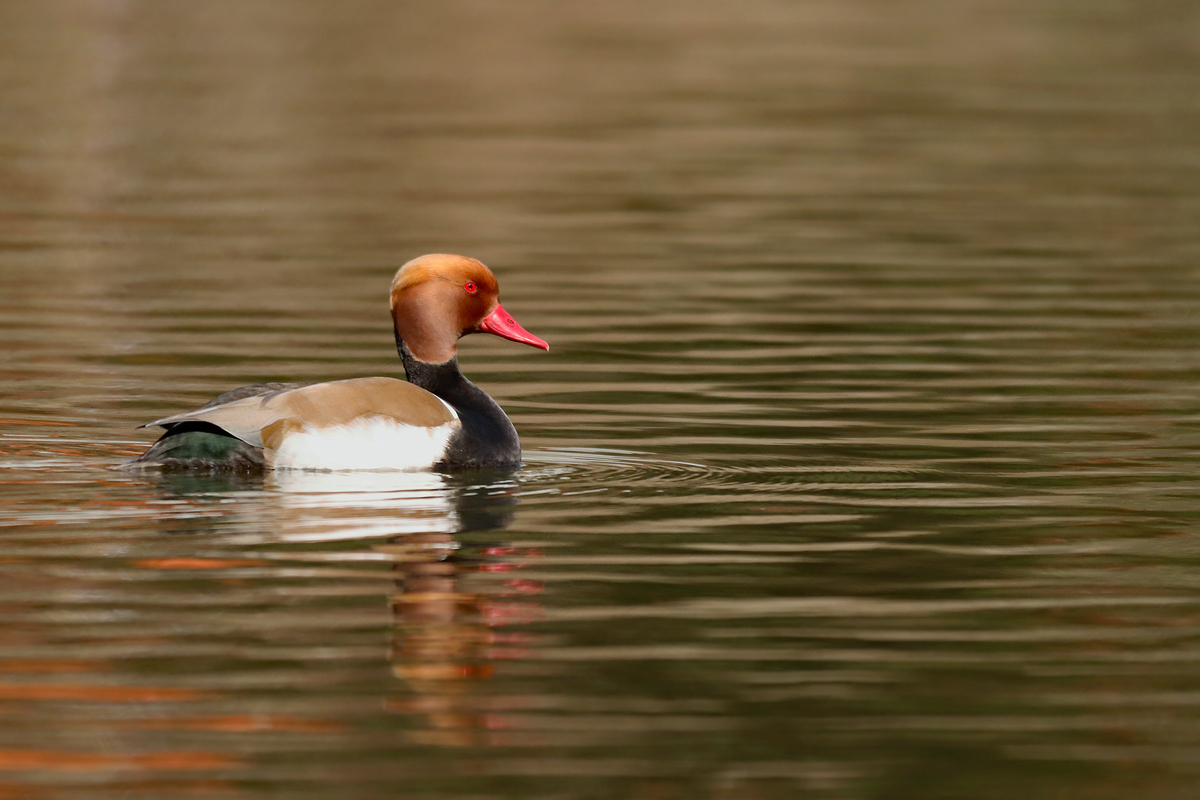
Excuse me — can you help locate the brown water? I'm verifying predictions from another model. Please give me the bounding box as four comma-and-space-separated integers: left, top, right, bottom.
3, 1, 1200, 798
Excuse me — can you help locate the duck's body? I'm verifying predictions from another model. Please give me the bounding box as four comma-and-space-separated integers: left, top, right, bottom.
128, 254, 547, 472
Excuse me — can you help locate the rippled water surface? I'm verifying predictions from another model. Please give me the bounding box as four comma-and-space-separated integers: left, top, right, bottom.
3, 1, 1200, 798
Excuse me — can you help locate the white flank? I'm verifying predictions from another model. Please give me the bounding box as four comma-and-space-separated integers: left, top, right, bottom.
272, 416, 457, 471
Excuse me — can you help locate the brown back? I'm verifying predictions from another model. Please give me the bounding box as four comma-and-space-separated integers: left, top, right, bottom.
147, 377, 458, 451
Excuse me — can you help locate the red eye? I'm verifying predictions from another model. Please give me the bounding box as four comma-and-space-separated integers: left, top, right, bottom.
464, 281, 477, 294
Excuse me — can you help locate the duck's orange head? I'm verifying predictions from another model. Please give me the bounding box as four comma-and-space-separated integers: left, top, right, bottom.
390, 254, 548, 363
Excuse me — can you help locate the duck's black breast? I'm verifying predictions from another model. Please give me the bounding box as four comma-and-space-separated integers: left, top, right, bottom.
439, 392, 521, 468
399, 343, 521, 468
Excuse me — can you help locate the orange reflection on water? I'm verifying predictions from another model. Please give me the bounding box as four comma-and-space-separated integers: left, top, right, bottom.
131, 714, 342, 734
133, 558, 265, 570
0, 748, 238, 772
388, 536, 545, 747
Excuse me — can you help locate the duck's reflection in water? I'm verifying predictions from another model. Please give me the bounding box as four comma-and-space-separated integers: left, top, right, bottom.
269, 469, 462, 542
271, 468, 542, 747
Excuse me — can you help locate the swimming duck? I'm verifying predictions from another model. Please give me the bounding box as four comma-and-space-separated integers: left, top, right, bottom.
128, 254, 548, 471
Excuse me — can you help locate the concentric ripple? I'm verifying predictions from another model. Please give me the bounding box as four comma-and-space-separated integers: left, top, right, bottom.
521, 446, 713, 484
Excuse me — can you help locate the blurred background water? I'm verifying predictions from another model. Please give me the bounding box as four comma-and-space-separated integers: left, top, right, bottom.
2, 1, 1200, 798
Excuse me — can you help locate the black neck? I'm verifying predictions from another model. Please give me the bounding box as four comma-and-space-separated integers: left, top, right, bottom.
396, 336, 521, 467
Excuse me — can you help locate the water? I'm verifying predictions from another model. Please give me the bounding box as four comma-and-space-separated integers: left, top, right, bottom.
3, 1, 1200, 797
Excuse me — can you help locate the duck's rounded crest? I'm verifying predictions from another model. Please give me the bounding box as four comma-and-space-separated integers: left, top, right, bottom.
390, 254, 499, 302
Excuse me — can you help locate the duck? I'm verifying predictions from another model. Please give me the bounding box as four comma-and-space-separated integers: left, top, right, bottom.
127, 254, 548, 471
